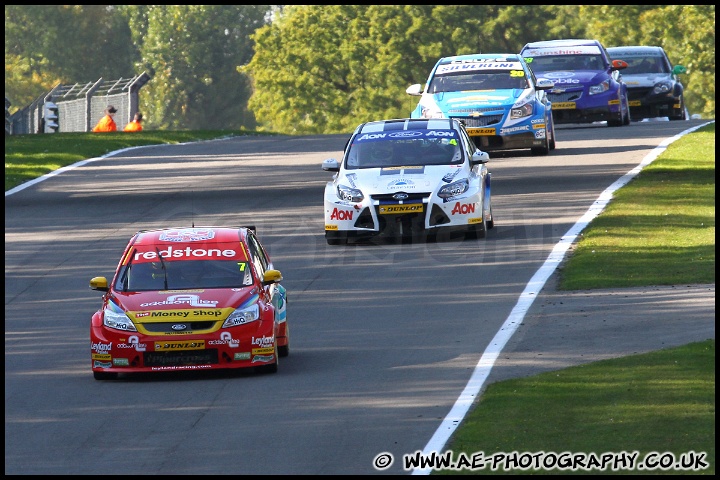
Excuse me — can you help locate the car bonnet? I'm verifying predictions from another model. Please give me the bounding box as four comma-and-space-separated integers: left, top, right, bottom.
341, 163, 469, 196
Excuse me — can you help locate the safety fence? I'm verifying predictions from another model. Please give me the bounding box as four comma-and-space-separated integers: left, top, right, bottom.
7, 72, 150, 135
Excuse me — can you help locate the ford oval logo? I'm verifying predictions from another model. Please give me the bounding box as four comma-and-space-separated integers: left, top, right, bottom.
389, 131, 423, 138
393, 193, 409, 200
171, 324, 187, 331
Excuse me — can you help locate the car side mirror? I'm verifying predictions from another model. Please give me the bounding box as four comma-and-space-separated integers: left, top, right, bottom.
262, 269, 283, 286
611, 59, 628, 71
322, 158, 340, 172
673, 65, 687, 75
471, 150, 490, 165
90, 276, 109, 292
406, 84, 423, 96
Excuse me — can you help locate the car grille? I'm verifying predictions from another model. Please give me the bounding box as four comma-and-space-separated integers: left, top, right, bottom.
144, 349, 218, 367
141, 321, 217, 333
448, 107, 501, 114
371, 192, 429, 202
548, 91, 583, 103
454, 115, 503, 127
627, 87, 653, 101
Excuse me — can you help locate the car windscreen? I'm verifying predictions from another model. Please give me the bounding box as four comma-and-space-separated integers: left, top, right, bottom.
115, 244, 254, 291
345, 129, 463, 169
429, 70, 528, 93
524, 54, 604, 72
616, 56, 669, 75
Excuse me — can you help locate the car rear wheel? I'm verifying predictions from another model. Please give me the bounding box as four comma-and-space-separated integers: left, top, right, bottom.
93, 371, 118, 380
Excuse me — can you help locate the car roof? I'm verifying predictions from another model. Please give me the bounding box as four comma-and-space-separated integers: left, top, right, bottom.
522, 39, 603, 49
131, 226, 251, 246
607, 46, 666, 56
437, 53, 523, 63
354, 118, 460, 135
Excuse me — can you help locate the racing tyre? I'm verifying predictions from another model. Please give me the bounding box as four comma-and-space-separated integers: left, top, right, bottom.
325, 231, 347, 245
548, 122, 556, 150
256, 343, 279, 374
93, 371, 118, 380
466, 218, 487, 240
530, 134, 550, 156
486, 205, 494, 230
668, 100, 686, 121
278, 324, 289, 358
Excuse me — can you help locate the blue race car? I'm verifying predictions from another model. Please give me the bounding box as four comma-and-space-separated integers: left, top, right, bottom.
407, 53, 556, 155
520, 39, 631, 127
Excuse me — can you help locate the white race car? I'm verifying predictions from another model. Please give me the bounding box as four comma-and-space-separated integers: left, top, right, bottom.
322, 118, 493, 244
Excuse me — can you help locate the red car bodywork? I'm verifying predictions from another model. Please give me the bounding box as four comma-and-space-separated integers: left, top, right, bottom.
90, 227, 288, 379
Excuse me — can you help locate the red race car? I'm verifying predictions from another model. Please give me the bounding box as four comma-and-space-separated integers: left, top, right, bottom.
89, 226, 288, 380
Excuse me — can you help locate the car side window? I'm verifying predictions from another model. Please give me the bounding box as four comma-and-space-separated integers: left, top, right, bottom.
246, 233, 269, 280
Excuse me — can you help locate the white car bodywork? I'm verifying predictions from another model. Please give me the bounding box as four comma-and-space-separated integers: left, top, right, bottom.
322, 118, 493, 244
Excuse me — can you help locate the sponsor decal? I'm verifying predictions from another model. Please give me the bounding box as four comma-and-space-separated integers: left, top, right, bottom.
150, 365, 213, 371
387, 178, 416, 190
531, 118, 546, 124
252, 347, 276, 355
325, 225, 339, 231
608, 99, 620, 105
330, 208, 354, 221
234, 352, 252, 360
388, 131, 423, 138
500, 125, 530, 134
154, 340, 205, 351
116, 335, 147, 352
158, 228, 215, 242
523, 46, 601, 56
91, 341, 112, 353
436, 62, 522, 74
379, 204, 423, 214
552, 102, 576, 110
466, 127, 496, 136
251, 355, 275, 364
113, 358, 130, 366
252, 335, 275, 347
534, 129, 546, 139
93, 360, 112, 368
92, 353, 112, 361
468, 217, 485, 224
548, 78, 580, 84
133, 246, 238, 262
140, 294, 218, 308
442, 169, 461, 183
220, 332, 240, 348
451, 202, 476, 215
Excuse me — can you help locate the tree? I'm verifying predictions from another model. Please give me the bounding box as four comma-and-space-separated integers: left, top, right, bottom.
123, 5, 271, 130
5, 5, 134, 110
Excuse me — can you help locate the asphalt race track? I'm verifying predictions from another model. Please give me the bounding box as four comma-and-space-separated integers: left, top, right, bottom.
4, 119, 714, 475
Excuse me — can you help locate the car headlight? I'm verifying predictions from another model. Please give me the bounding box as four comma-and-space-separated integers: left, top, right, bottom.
589, 80, 610, 95
223, 303, 259, 328
420, 105, 444, 119
103, 301, 137, 332
337, 184, 364, 202
653, 81, 672, 94
510, 102, 533, 119
437, 178, 469, 199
